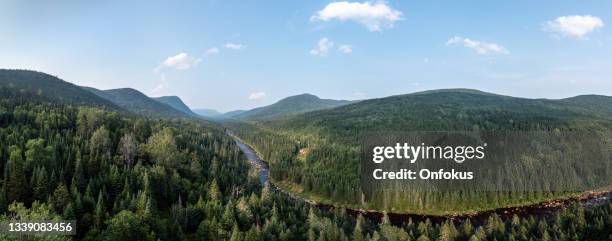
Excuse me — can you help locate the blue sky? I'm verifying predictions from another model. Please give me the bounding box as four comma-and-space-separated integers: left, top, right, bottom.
1, 0, 611, 111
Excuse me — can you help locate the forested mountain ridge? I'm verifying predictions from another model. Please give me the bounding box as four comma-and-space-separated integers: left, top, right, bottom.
267, 89, 612, 142
231, 93, 352, 120
0, 69, 201, 119
153, 96, 199, 117
0, 69, 122, 111
227, 89, 612, 213
84, 87, 191, 119
0, 71, 610, 241
561, 94, 612, 119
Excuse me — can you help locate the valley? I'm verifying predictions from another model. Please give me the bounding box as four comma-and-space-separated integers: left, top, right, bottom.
3, 1, 612, 239
224, 89, 612, 214
0, 69, 610, 240
231, 132, 611, 225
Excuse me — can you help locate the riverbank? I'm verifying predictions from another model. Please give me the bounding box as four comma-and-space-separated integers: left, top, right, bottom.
229, 132, 611, 224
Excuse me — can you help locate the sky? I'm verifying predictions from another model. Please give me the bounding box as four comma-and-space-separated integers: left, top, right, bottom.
1, 0, 611, 112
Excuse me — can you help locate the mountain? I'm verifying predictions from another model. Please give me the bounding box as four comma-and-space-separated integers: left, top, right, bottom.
153, 96, 198, 117
561, 94, 612, 119
227, 89, 612, 213
193, 108, 224, 118
232, 93, 352, 120
0, 69, 121, 110
84, 87, 189, 118
270, 89, 612, 137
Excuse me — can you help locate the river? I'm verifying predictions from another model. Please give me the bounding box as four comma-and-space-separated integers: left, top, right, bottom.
230, 133, 611, 225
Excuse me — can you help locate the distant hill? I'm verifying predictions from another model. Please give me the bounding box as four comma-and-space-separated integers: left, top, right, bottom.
153, 96, 198, 117
193, 108, 224, 118
84, 87, 189, 118
222, 110, 247, 118
561, 94, 612, 119
233, 93, 352, 120
0, 69, 121, 110
269, 89, 612, 140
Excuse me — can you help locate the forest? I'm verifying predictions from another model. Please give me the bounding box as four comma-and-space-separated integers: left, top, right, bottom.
0, 72, 610, 240
224, 90, 612, 213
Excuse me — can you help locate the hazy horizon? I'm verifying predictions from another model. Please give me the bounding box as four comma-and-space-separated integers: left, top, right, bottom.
1, 0, 611, 112
54, 74, 612, 113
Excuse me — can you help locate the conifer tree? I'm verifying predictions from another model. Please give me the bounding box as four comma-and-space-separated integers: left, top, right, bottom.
230, 224, 243, 241
5, 145, 27, 203
352, 214, 365, 241
51, 183, 71, 213
31, 166, 49, 201
95, 191, 106, 228
209, 179, 221, 207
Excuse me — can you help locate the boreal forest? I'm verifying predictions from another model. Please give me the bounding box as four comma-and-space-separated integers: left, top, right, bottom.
0, 69, 610, 241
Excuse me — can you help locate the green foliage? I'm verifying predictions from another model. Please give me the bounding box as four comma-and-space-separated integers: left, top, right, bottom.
0, 201, 70, 241
84, 87, 190, 118
227, 89, 612, 212
143, 127, 179, 168
50, 183, 71, 213
24, 138, 52, 170
1, 75, 610, 241
0, 89, 250, 240
101, 210, 155, 241
5, 146, 27, 203
154, 96, 198, 117
233, 93, 352, 120
0, 69, 121, 110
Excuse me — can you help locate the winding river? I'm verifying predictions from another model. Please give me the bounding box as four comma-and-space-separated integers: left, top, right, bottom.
230, 133, 611, 225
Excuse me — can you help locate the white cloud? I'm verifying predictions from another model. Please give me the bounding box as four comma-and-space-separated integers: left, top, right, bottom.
446, 36, 509, 55
338, 44, 353, 53
544, 15, 604, 38
204, 47, 219, 56
310, 1, 402, 32
159, 53, 201, 70
310, 38, 335, 56
248, 91, 266, 100
225, 43, 246, 50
